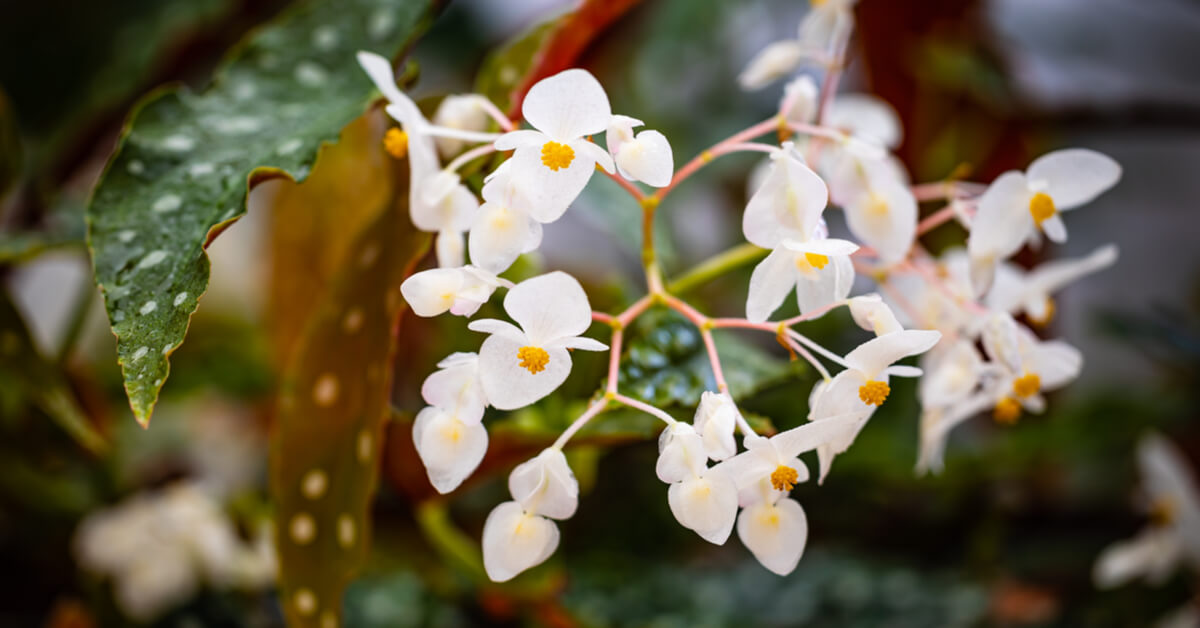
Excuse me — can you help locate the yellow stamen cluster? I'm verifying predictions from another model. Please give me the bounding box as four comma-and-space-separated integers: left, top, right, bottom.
993, 397, 1021, 424
770, 465, 800, 492
1029, 192, 1056, 226
1012, 373, 1041, 398
858, 380, 890, 406
383, 128, 408, 159
804, 252, 829, 269
540, 141, 575, 171
517, 346, 550, 374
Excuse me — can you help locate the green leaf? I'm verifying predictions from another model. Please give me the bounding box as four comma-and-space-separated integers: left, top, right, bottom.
473, 18, 558, 115
268, 113, 429, 627
86, 0, 438, 426
617, 307, 800, 409
0, 287, 106, 454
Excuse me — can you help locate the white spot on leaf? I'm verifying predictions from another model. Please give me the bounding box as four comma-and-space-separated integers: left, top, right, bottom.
337, 514, 356, 548
162, 134, 195, 151
312, 374, 339, 406
290, 513, 316, 544
139, 301, 157, 315
132, 346, 149, 360
277, 139, 303, 155
152, 194, 182, 213
127, 160, 145, 175
312, 26, 339, 51
294, 61, 329, 87
173, 292, 188, 307
301, 470, 328, 499
293, 589, 317, 616
137, 250, 167, 268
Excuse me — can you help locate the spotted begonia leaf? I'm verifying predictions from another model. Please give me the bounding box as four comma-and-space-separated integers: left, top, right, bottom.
268, 128, 427, 626
86, 0, 437, 426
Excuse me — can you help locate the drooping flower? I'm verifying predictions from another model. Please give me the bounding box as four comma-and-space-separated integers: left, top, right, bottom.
743, 144, 859, 321
693, 391, 741, 461
468, 161, 544, 274
493, 69, 616, 222
980, 312, 1082, 422
482, 449, 579, 582
657, 422, 739, 544
712, 416, 861, 575
1094, 433, 1200, 589
737, 1, 859, 91
412, 352, 490, 493
848, 294, 903, 337
914, 341, 996, 475
967, 148, 1121, 295
468, 272, 607, 410
432, 94, 493, 158
400, 265, 511, 318
358, 51, 489, 267
605, 114, 674, 187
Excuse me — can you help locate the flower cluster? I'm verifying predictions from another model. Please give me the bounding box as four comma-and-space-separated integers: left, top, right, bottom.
356, 0, 1120, 582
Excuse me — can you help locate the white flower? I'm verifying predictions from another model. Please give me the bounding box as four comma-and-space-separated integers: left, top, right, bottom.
782, 76, 819, 124
981, 312, 1082, 419
825, 94, 902, 150
840, 164, 917, 265
413, 353, 490, 493
493, 69, 616, 222
605, 115, 674, 187
482, 501, 560, 583
1094, 433, 1200, 588
986, 244, 1118, 325
967, 148, 1121, 295
914, 340, 995, 474
808, 329, 941, 479
797, 0, 859, 58
400, 265, 510, 318
693, 391, 741, 461
74, 482, 274, 621
712, 417, 861, 575
468, 272, 607, 410
848, 294, 902, 336
743, 145, 859, 321
738, 1, 859, 90
738, 40, 805, 91
658, 422, 739, 544
468, 161, 544, 274
358, 52, 483, 267
433, 94, 492, 157
483, 448, 579, 582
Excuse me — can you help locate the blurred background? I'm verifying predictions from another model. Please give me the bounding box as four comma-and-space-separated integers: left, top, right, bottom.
1, 0, 1198, 626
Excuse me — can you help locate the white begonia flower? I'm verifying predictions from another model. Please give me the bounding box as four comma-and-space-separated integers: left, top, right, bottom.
848, 294, 903, 336
493, 69, 616, 223
986, 244, 1119, 326
913, 341, 996, 475
693, 391, 741, 461
400, 264, 511, 318
468, 161, 544, 274
806, 329, 941, 480
482, 448, 579, 582
797, 0, 859, 57
738, 39, 805, 91
981, 312, 1082, 421
358, 52, 485, 267
840, 164, 917, 265
657, 422, 739, 544
743, 144, 859, 322
432, 94, 492, 158
1094, 433, 1200, 589
825, 93, 902, 150
711, 417, 860, 575
604, 114, 674, 187
782, 76, 819, 124
967, 148, 1121, 295
74, 482, 275, 622
413, 353, 490, 493
467, 272, 607, 410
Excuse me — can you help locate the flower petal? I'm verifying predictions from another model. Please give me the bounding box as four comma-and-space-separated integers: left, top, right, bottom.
551, 336, 608, 352
848, 294, 903, 336
743, 151, 828, 247
467, 318, 525, 342
493, 129, 546, 152
615, 130, 674, 187
738, 40, 804, 90
843, 329, 942, 378
794, 254, 853, 314
657, 422, 706, 483
668, 470, 739, 545
400, 267, 464, 317
843, 175, 916, 265
468, 202, 543, 274
522, 68, 612, 140
828, 94, 902, 149
421, 354, 486, 424
356, 51, 406, 105
504, 271, 594, 343
507, 144, 595, 223
477, 335, 572, 410
967, 171, 1033, 263
482, 501, 560, 582
746, 248, 798, 323
693, 391, 740, 461
737, 497, 809, 575
509, 449, 579, 520
1027, 148, 1121, 210
412, 407, 488, 493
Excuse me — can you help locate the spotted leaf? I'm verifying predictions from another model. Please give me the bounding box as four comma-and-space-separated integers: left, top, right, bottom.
86, 0, 438, 426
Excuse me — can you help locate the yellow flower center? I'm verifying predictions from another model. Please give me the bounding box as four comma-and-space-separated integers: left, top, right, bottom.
804, 252, 829, 269
517, 346, 550, 374
383, 128, 408, 159
1150, 498, 1176, 526
540, 141, 575, 171
1012, 372, 1041, 398
858, 380, 890, 405
770, 465, 799, 492
993, 397, 1021, 424
1029, 192, 1056, 226
867, 193, 890, 216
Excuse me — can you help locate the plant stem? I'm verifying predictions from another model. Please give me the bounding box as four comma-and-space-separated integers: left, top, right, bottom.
667, 243, 768, 294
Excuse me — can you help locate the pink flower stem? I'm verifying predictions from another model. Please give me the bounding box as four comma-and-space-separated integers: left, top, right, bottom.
605, 327, 623, 395
915, 205, 958, 235
781, 300, 844, 327
612, 393, 677, 426
477, 98, 516, 132
700, 327, 729, 394
553, 399, 612, 450
655, 117, 781, 201
592, 311, 615, 325
662, 294, 709, 327
603, 168, 646, 201
781, 332, 833, 381
443, 143, 498, 174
